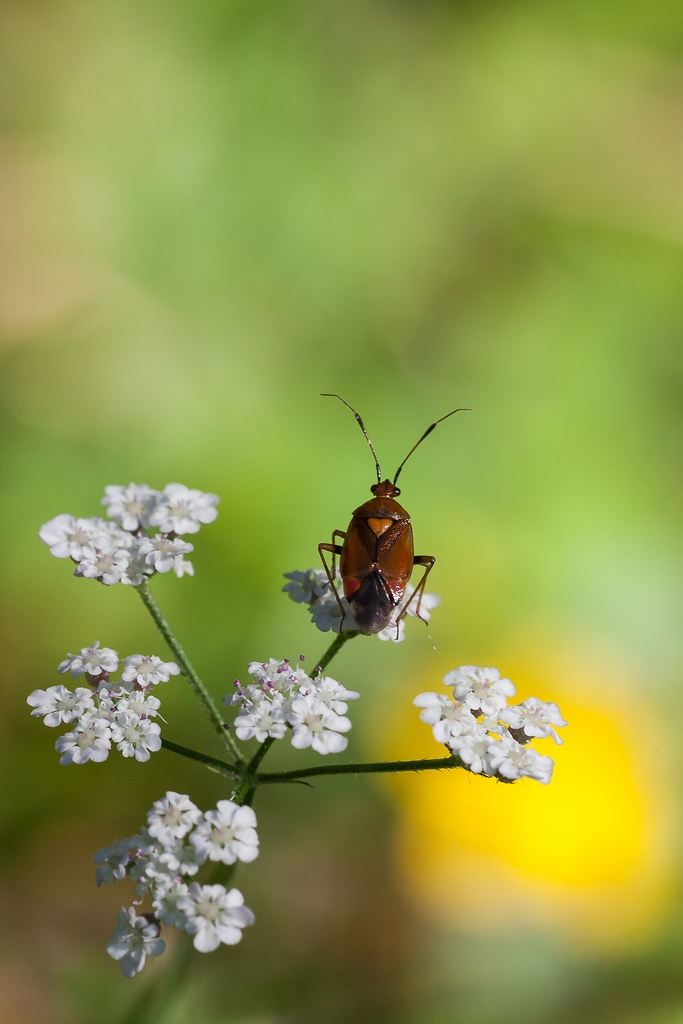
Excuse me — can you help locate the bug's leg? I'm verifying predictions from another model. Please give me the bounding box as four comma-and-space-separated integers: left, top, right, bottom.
331, 530, 347, 580
397, 555, 435, 625
319, 542, 348, 623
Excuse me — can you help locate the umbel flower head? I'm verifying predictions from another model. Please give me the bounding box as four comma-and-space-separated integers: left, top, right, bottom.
27, 643, 179, 767
224, 659, 360, 756
39, 481, 219, 587
95, 791, 256, 973
414, 665, 567, 784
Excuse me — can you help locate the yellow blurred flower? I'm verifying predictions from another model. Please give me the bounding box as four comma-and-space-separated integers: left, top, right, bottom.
380, 648, 677, 952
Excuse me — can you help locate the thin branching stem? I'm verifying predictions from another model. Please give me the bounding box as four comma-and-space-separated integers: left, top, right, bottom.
136, 581, 242, 762
247, 735, 275, 774
257, 754, 465, 783
315, 630, 360, 673
161, 737, 239, 779
118, 932, 194, 1024
161, 739, 465, 788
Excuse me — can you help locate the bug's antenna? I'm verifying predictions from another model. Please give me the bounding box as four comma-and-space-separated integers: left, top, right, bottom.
322, 394, 382, 484
393, 407, 471, 485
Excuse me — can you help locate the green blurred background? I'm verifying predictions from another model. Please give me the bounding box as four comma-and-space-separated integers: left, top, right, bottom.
3, 0, 683, 1020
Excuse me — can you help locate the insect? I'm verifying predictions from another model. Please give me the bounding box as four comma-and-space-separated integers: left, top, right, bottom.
319, 394, 470, 635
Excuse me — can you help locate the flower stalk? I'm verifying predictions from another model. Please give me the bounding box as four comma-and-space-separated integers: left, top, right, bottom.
316, 629, 360, 672
136, 580, 242, 763
161, 734, 468, 786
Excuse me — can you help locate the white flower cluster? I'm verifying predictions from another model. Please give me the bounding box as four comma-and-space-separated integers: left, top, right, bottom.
39, 482, 219, 586
27, 642, 179, 764
282, 569, 440, 642
96, 791, 256, 975
414, 666, 567, 784
224, 658, 360, 755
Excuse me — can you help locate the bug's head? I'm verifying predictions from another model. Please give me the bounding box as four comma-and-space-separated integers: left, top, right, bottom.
371, 479, 401, 498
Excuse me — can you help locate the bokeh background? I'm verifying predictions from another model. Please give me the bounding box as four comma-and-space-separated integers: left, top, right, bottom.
3, 0, 683, 1020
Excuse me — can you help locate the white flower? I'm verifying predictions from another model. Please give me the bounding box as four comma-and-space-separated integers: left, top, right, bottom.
177, 884, 254, 952
127, 834, 193, 897
152, 879, 190, 929
82, 696, 116, 724
121, 655, 180, 689
58, 641, 119, 678
413, 691, 477, 744
39, 515, 108, 560
282, 569, 329, 604
107, 907, 165, 977
94, 839, 133, 886
115, 692, 161, 718
299, 674, 360, 715
234, 700, 288, 742
288, 694, 351, 755
402, 583, 441, 621
98, 520, 137, 548
310, 594, 357, 634
74, 541, 129, 586
444, 665, 515, 716
413, 691, 450, 717
285, 567, 356, 631
190, 801, 259, 866
139, 839, 201, 887
148, 483, 219, 535
247, 658, 292, 685
119, 541, 155, 587
377, 617, 406, 643
138, 535, 194, 573
147, 792, 202, 846
111, 712, 162, 761
223, 681, 261, 707
172, 554, 194, 578
448, 724, 495, 775
123, 830, 155, 893
488, 735, 554, 784
499, 697, 567, 745
27, 684, 95, 727
378, 584, 440, 641
244, 659, 304, 701
101, 483, 160, 532
55, 719, 111, 765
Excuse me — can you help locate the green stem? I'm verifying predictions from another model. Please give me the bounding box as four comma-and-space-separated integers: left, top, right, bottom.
161, 737, 240, 779
257, 754, 464, 784
136, 581, 242, 762
118, 932, 194, 1024
247, 735, 275, 774
207, 861, 239, 886
316, 630, 360, 673
229, 736, 278, 805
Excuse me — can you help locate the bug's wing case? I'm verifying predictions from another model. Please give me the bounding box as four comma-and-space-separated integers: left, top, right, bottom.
352, 571, 395, 632
377, 521, 414, 596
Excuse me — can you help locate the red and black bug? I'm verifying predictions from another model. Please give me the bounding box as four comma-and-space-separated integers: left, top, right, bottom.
319, 395, 470, 635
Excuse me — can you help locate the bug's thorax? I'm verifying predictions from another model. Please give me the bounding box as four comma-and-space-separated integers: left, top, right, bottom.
352, 479, 410, 527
